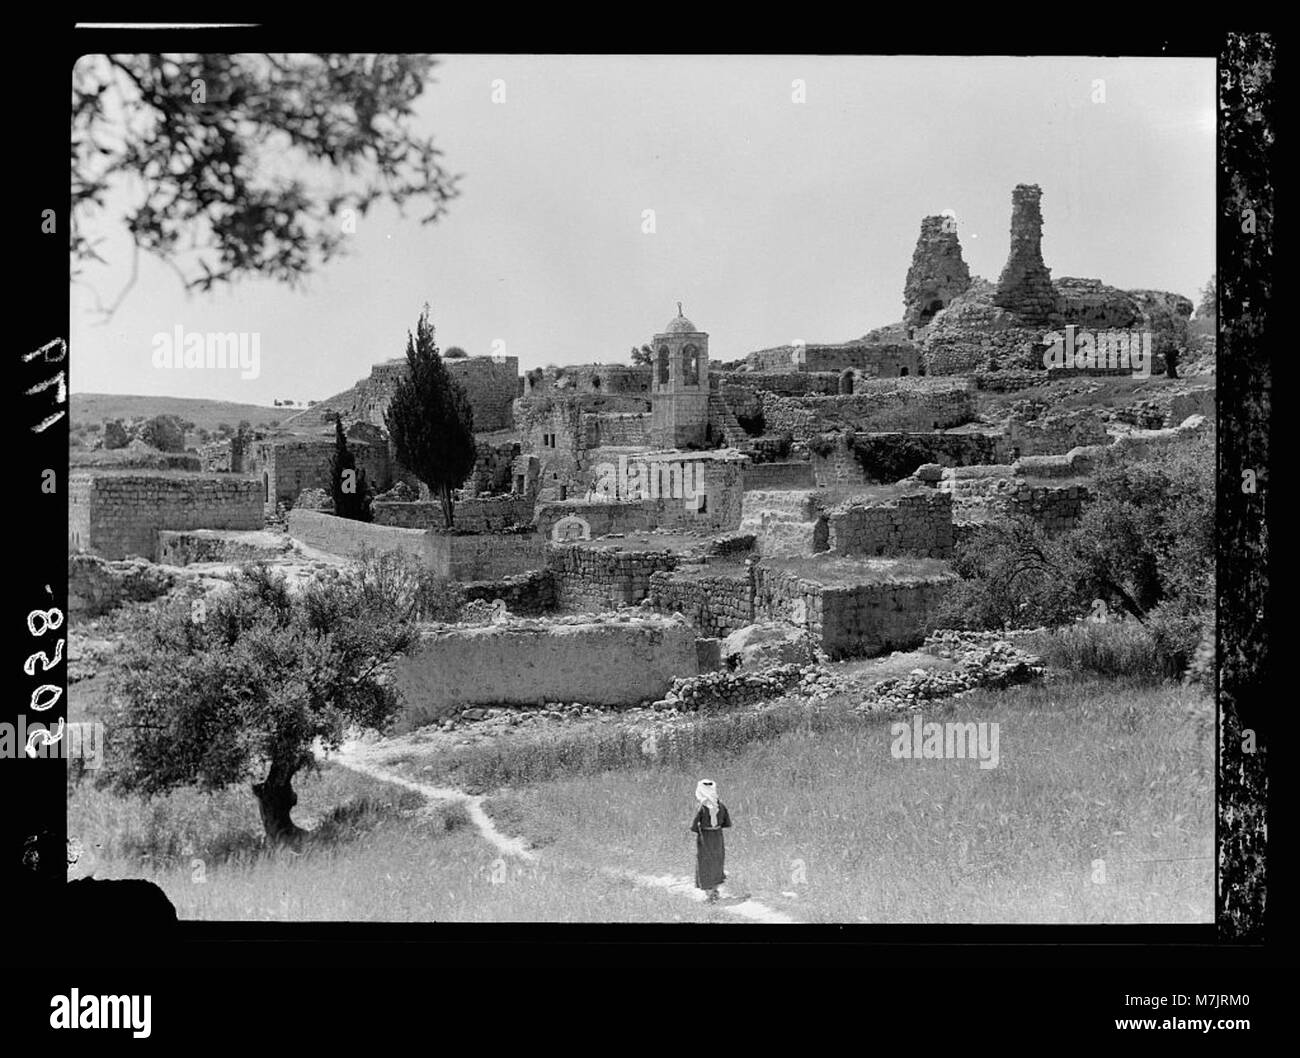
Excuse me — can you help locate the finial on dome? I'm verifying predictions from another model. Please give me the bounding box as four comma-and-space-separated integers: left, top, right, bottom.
677, 301, 683, 317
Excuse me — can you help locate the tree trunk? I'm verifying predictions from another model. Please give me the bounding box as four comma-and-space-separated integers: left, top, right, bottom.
437, 484, 455, 528
252, 760, 306, 846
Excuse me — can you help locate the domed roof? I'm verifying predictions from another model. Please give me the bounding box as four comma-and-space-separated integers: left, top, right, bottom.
663, 303, 701, 334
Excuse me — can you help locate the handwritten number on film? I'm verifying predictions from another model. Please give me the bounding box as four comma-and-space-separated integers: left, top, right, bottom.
27, 601, 65, 715
23, 338, 68, 433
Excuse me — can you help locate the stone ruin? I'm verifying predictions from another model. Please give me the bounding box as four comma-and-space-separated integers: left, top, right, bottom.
904, 215, 972, 331
992, 183, 1060, 325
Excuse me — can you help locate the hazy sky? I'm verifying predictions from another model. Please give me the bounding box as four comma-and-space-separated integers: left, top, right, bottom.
70, 54, 1215, 405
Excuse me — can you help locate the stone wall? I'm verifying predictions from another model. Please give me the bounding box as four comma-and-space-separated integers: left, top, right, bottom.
68, 553, 175, 616
588, 412, 653, 447
253, 438, 392, 513
743, 341, 921, 377
522, 363, 652, 398
460, 569, 556, 616
649, 567, 755, 637
157, 529, 289, 567
427, 530, 544, 581
753, 564, 957, 660
287, 508, 433, 562
825, 492, 954, 559
446, 355, 520, 432
392, 615, 698, 723
547, 542, 682, 611
69, 471, 264, 561
810, 441, 869, 486
759, 378, 975, 441
373, 495, 535, 532
1003, 410, 1108, 458
1007, 484, 1092, 532
727, 373, 841, 396
466, 439, 520, 496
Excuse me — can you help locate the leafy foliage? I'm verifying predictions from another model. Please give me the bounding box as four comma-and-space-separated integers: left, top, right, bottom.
72, 54, 459, 300
936, 434, 1214, 677
384, 305, 477, 528
101, 564, 421, 840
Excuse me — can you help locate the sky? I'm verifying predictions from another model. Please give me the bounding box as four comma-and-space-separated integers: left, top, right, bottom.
70, 54, 1216, 405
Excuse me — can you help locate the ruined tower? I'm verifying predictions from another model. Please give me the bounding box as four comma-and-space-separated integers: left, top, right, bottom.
651, 304, 710, 448
903, 215, 972, 330
993, 184, 1059, 325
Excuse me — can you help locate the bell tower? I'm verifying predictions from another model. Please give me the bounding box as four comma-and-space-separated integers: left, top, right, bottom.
650, 304, 710, 448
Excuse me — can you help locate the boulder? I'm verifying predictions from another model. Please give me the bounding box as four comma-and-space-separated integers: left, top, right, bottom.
722, 622, 812, 671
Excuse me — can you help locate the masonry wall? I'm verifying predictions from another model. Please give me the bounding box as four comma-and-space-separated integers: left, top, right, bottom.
743, 342, 922, 376
427, 530, 544, 581
446, 356, 520, 432
460, 569, 556, 616
255, 439, 392, 513
760, 379, 975, 442
547, 543, 681, 611
1003, 410, 1108, 458
287, 508, 433, 562
649, 567, 755, 637
825, 492, 954, 558
393, 616, 699, 723
587, 412, 653, 447
69, 472, 263, 561
373, 495, 535, 532
753, 565, 957, 660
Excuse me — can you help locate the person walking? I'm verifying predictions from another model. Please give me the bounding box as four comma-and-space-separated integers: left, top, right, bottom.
690, 779, 731, 902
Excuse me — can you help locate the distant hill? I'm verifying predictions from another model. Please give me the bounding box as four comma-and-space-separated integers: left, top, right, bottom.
71, 393, 293, 434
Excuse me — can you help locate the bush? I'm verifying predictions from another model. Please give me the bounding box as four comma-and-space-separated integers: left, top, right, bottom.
349, 549, 465, 623
1027, 620, 1166, 681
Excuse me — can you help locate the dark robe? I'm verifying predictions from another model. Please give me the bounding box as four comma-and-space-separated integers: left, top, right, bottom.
690, 803, 731, 890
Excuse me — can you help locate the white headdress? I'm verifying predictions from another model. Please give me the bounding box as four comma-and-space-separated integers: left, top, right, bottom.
695, 779, 719, 827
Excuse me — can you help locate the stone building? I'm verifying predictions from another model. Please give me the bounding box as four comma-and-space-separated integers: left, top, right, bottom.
651, 305, 711, 448
992, 184, 1060, 325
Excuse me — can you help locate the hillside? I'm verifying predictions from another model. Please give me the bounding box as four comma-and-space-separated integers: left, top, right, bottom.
71, 393, 290, 434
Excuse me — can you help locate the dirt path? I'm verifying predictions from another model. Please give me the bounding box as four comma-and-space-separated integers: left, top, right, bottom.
332, 739, 796, 923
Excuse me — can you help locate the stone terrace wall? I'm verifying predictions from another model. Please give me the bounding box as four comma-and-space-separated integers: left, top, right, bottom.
547, 543, 681, 611
726, 373, 840, 396
649, 567, 755, 637
287, 508, 432, 562
753, 564, 956, 659
393, 615, 698, 723
427, 530, 544, 581
825, 492, 954, 559
760, 378, 974, 442
743, 342, 922, 377
69, 472, 263, 560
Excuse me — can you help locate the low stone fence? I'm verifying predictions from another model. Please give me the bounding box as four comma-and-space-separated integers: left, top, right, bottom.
460, 568, 557, 616
392, 614, 699, 723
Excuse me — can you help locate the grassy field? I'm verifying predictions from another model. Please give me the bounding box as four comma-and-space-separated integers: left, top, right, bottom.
67, 674, 1212, 923
482, 678, 1214, 923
